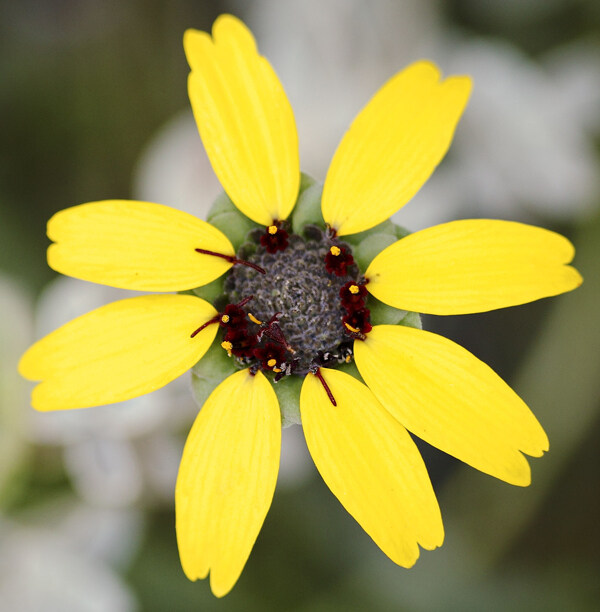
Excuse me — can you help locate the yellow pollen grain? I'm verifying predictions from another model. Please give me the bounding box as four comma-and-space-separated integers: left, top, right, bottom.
344, 322, 360, 333
349, 284, 359, 294
273, 368, 282, 373
345, 355, 351, 363
268, 225, 278, 235
248, 313, 263, 325
267, 358, 277, 367
330, 246, 341, 256
221, 314, 230, 323
220, 341, 233, 356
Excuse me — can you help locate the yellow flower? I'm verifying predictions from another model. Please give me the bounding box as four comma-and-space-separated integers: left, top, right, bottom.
19, 15, 581, 598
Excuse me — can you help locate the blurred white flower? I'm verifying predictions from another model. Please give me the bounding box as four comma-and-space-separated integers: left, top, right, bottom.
405, 37, 600, 228
544, 40, 600, 135
243, 0, 440, 177
133, 110, 221, 220
0, 503, 139, 612
26, 276, 198, 507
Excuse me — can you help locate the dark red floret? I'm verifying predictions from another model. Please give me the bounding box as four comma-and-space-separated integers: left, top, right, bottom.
253, 342, 286, 371
339, 282, 368, 311
325, 246, 354, 276
342, 308, 372, 337
260, 225, 289, 253
220, 303, 248, 329
224, 328, 258, 359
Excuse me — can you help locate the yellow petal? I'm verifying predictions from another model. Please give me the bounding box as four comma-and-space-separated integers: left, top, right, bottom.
354, 325, 549, 486
301, 368, 443, 566
176, 369, 280, 597
322, 61, 471, 236
19, 294, 217, 410
48, 200, 235, 291
185, 15, 299, 226
366, 220, 582, 315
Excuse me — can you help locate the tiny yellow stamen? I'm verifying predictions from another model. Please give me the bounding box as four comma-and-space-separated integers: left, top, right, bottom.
248, 313, 263, 325
344, 322, 360, 333
267, 358, 277, 368
220, 341, 233, 356
220, 314, 230, 323
268, 225, 278, 235
330, 246, 341, 256
349, 284, 360, 294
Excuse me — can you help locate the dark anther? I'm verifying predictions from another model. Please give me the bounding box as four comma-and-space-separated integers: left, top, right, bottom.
195, 248, 266, 274
255, 312, 282, 341
325, 225, 338, 239
257, 313, 296, 354
263, 322, 295, 354
339, 342, 354, 364
342, 308, 372, 339
316, 350, 336, 366
260, 223, 289, 253
274, 358, 299, 381
253, 342, 286, 372
324, 245, 354, 277
314, 368, 337, 406
340, 281, 368, 311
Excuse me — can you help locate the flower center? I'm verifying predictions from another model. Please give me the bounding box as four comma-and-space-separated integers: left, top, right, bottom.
223, 225, 365, 376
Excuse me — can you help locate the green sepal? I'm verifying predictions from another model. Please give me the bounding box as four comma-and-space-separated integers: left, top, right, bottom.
343, 219, 397, 246
337, 359, 365, 384
209, 211, 258, 250
206, 190, 238, 220
298, 172, 317, 196
291, 181, 325, 234
393, 223, 412, 240
353, 232, 397, 271
368, 295, 407, 326
205, 191, 260, 249
190, 275, 224, 304
190, 337, 238, 407
398, 310, 422, 330
269, 374, 303, 428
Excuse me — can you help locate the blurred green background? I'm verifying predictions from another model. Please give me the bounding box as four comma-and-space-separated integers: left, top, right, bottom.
1, 1, 599, 610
